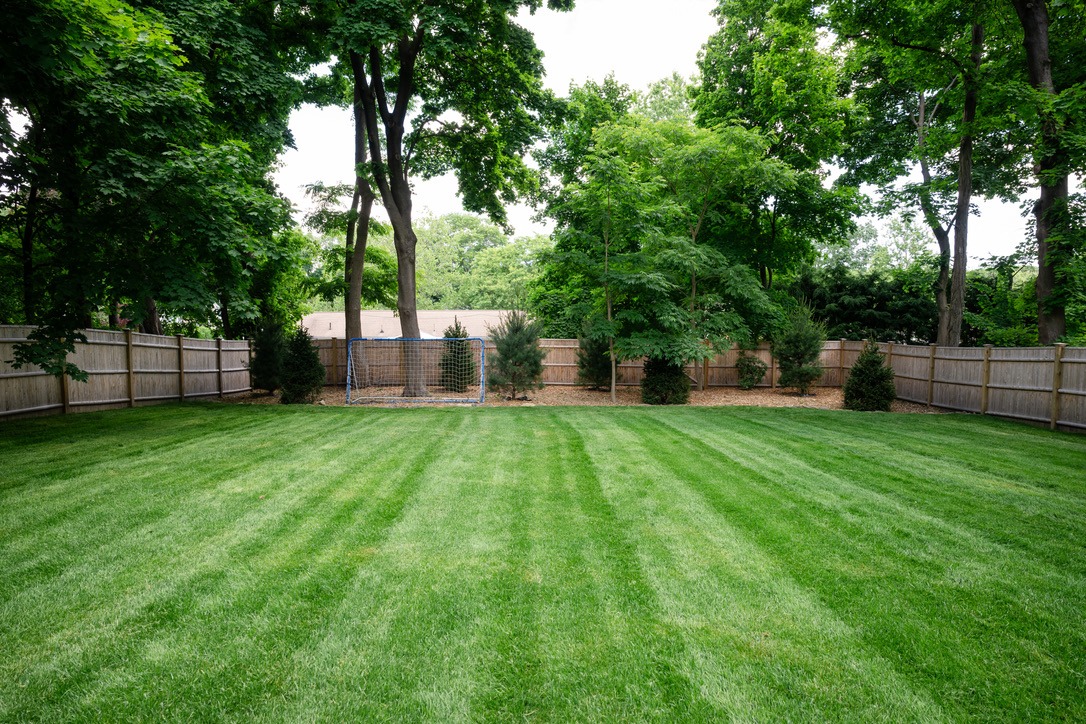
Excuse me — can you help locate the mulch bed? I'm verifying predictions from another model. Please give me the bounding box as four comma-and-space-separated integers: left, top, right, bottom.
225, 384, 940, 414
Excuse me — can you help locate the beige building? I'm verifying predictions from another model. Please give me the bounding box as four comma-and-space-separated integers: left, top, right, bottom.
301, 310, 509, 339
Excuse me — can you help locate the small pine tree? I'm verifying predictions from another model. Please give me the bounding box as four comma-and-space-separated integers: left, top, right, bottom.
577, 332, 613, 390
772, 306, 825, 395
735, 352, 768, 390
280, 328, 327, 404
250, 321, 286, 394
844, 339, 896, 411
641, 357, 690, 405
439, 318, 477, 393
487, 311, 546, 400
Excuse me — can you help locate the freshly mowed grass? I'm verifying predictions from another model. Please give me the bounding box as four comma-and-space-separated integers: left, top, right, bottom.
1, 405, 1085, 722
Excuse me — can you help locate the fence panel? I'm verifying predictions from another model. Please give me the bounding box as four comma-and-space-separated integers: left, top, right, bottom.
932, 346, 985, 413
0, 325, 61, 417
987, 348, 1056, 425
1059, 347, 1086, 430
0, 325, 251, 420
887, 344, 931, 404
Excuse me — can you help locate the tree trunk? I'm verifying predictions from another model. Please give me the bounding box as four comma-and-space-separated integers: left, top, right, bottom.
946, 24, 983, 347
219, 295, 234, 339
344, 65, 376, 345
141, 297, 162, 336
1012, 0, 1068, 343
21, 182, 38, 323
916, 90, 953, 346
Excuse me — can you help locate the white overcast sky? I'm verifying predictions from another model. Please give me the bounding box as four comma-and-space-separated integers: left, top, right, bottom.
273, 0, 1040, 261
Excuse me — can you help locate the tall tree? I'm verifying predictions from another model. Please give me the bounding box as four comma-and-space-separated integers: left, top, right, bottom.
327, 0, 573, 394
1009, 0, 1086, 342
695, 0, 861, 289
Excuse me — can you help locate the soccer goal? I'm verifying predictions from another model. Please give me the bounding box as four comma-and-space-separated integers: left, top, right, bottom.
346, 337, 486, 404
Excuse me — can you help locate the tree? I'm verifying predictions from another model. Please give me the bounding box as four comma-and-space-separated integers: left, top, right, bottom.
280, 328, 327, 404
695, 0, 861, 288
325, 0, 573, 395
843, 339, 896, 412
250, 321, 287, 394
772, 305, 825, 395
439, 318, 477, 393
0, 0, 308, 374
1009, 0, 1086, 342
487, 311, 545, 400
829, 0, 1035, 347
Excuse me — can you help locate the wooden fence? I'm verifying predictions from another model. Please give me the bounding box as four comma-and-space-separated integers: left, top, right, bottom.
316, 338, 863, 390
884, 342, 1086, 431
1, 325, 252, 419
5, 327, 1083, 432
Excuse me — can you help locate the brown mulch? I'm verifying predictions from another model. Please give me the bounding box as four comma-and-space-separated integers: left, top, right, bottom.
225, 385, 940, 414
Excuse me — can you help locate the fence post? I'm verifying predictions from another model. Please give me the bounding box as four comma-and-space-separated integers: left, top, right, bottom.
126, 329, 135, 407
248, 339, 253, 390
177, 334, 186, 402
332, 337, 340, 386
838, 339, 846, 387
769, 343, 776, 389
60, 368, 70, 415
980, 344, 993, 415
1051, 343, 1066, 430
886, 342, 896, 395
217, 337, 224, 399
927, 343, 937, 406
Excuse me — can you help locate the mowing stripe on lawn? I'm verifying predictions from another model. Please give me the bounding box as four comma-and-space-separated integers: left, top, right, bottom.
630, 408, 1086, 721
567, 409, 947, 721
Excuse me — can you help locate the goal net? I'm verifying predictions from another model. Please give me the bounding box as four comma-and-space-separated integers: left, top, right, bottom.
346, 337, 486, 404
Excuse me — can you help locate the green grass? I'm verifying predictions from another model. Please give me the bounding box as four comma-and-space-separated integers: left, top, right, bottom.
2, 404, 1085, 722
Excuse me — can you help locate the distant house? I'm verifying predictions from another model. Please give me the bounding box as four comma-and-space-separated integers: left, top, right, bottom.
301, 310, 509, 339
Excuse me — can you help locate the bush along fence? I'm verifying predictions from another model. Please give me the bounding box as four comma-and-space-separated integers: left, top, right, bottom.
314, 338, 1086, 430
1, 325, 252, 419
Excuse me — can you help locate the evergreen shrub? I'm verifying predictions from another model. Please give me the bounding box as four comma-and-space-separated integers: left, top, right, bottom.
844, 339, 896, 411
439, 318, 477, 393
577, 332, 613, 390
250, 321, 286, 393
280, 328, 326, 404
736, 352, 768, 390
772, 305, 825, 395
487, 311, 545, 399
641, 357, 690, 405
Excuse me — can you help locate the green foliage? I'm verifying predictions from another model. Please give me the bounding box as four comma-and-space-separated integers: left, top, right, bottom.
844, 340, 896, 412
786, 261, 939, 344
772, 305, 825, 395
962, 255, 1039, 347
439, 318, 478, 393
736, 352, 768, 390
279, 329, 326, 404
487, 311, 545, 400
640, 357, 690, 405
576, 331, 613, 390
250, 322, 287, 394
411, 214, 551, 310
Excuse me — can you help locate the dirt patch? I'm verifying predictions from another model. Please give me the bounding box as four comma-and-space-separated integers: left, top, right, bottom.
225, 384, 939, 414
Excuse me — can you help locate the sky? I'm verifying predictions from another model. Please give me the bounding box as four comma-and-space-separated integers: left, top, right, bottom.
272, 0, 1043, 263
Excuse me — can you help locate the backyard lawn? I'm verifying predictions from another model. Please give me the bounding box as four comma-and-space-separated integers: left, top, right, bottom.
1, 404, 1085, 721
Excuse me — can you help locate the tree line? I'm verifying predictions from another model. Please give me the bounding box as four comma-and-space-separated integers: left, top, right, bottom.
2, 0, 1082, 386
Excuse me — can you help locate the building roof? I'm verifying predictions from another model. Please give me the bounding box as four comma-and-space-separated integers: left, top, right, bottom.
301, 310, 509, 339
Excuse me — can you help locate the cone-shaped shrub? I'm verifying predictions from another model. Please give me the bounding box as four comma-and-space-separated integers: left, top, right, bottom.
250, 321, 286, 394
487, 311, 545, 400
844, 339, 896, 411
577, 332, 613, 390
772, 305, 825, 395
641, 357, 690, 405
280, 328, 326, 404
440, 318, 477, 393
